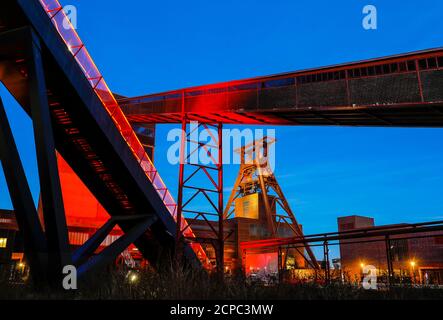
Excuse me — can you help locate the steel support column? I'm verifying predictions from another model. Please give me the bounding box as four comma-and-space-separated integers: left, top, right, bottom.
323, 241, 330, 284
0, 96, 47, 282
216, 123, 224, 277
175, 116, 187, 264
26, 32, 71, 281
385, 235, 394, 286
176, 120, 224, 276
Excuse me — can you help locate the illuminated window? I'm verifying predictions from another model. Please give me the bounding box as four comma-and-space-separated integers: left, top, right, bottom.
0, 238, 7, 248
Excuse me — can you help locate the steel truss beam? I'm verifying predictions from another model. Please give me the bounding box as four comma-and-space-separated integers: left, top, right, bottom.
26, 30, 72, 283
120, 48, 443, 127
323, 241, 331, 283
76, 215, 157, 277
72, 215, 153, 266
176, 119, 224, 275
0, 28, 160, 287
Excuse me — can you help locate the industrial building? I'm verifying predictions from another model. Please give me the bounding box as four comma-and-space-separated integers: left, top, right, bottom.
338, 215, 443, 284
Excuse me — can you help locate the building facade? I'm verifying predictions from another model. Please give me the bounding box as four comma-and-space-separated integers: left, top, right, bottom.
338, 215, 443, 284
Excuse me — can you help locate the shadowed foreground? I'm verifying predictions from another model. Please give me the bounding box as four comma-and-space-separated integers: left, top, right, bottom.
1, 267, 443, 300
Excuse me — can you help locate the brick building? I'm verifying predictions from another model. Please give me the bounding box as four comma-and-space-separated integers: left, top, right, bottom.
338, 215, 443, 284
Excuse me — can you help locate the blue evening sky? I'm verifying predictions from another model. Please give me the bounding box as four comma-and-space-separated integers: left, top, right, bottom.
1, 0, 443, 258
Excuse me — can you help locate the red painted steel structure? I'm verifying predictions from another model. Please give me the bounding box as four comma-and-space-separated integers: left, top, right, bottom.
119, 49, 443, 127
37, 0, 209, 266
176, 121, 223, 272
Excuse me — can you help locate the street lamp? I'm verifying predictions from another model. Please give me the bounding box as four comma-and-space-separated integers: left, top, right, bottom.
130, 274, 138, 283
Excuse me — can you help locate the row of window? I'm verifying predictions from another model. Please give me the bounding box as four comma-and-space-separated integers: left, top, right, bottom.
298, 70, 347, 84
347, 60, 417, 78
419, 56, 443, 70
128, 55, 443, 104
282, 55, 442, 84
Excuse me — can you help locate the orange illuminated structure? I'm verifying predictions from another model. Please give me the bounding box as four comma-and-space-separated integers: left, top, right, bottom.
57, 154, 109, 229
224, 137, 319, 269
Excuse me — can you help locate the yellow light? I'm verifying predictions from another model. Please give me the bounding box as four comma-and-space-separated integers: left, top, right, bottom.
130, 274, 138, 283
360, 262, 365, 268
410, 260, 416, 267
18, 262, 25, 268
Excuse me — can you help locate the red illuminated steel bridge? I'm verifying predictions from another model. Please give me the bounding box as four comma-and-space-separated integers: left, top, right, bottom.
0, 0, 208, 286
119, 48, 443, 126
0, 0, 442, 288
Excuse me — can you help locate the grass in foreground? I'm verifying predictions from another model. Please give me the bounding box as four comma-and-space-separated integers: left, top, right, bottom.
0, 266, 442, 300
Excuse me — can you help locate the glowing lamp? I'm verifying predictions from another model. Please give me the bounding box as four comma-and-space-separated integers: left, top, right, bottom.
130, 274, 138, 283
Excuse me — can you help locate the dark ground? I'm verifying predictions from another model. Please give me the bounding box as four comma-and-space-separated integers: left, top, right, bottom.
0, 266, 442, 300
